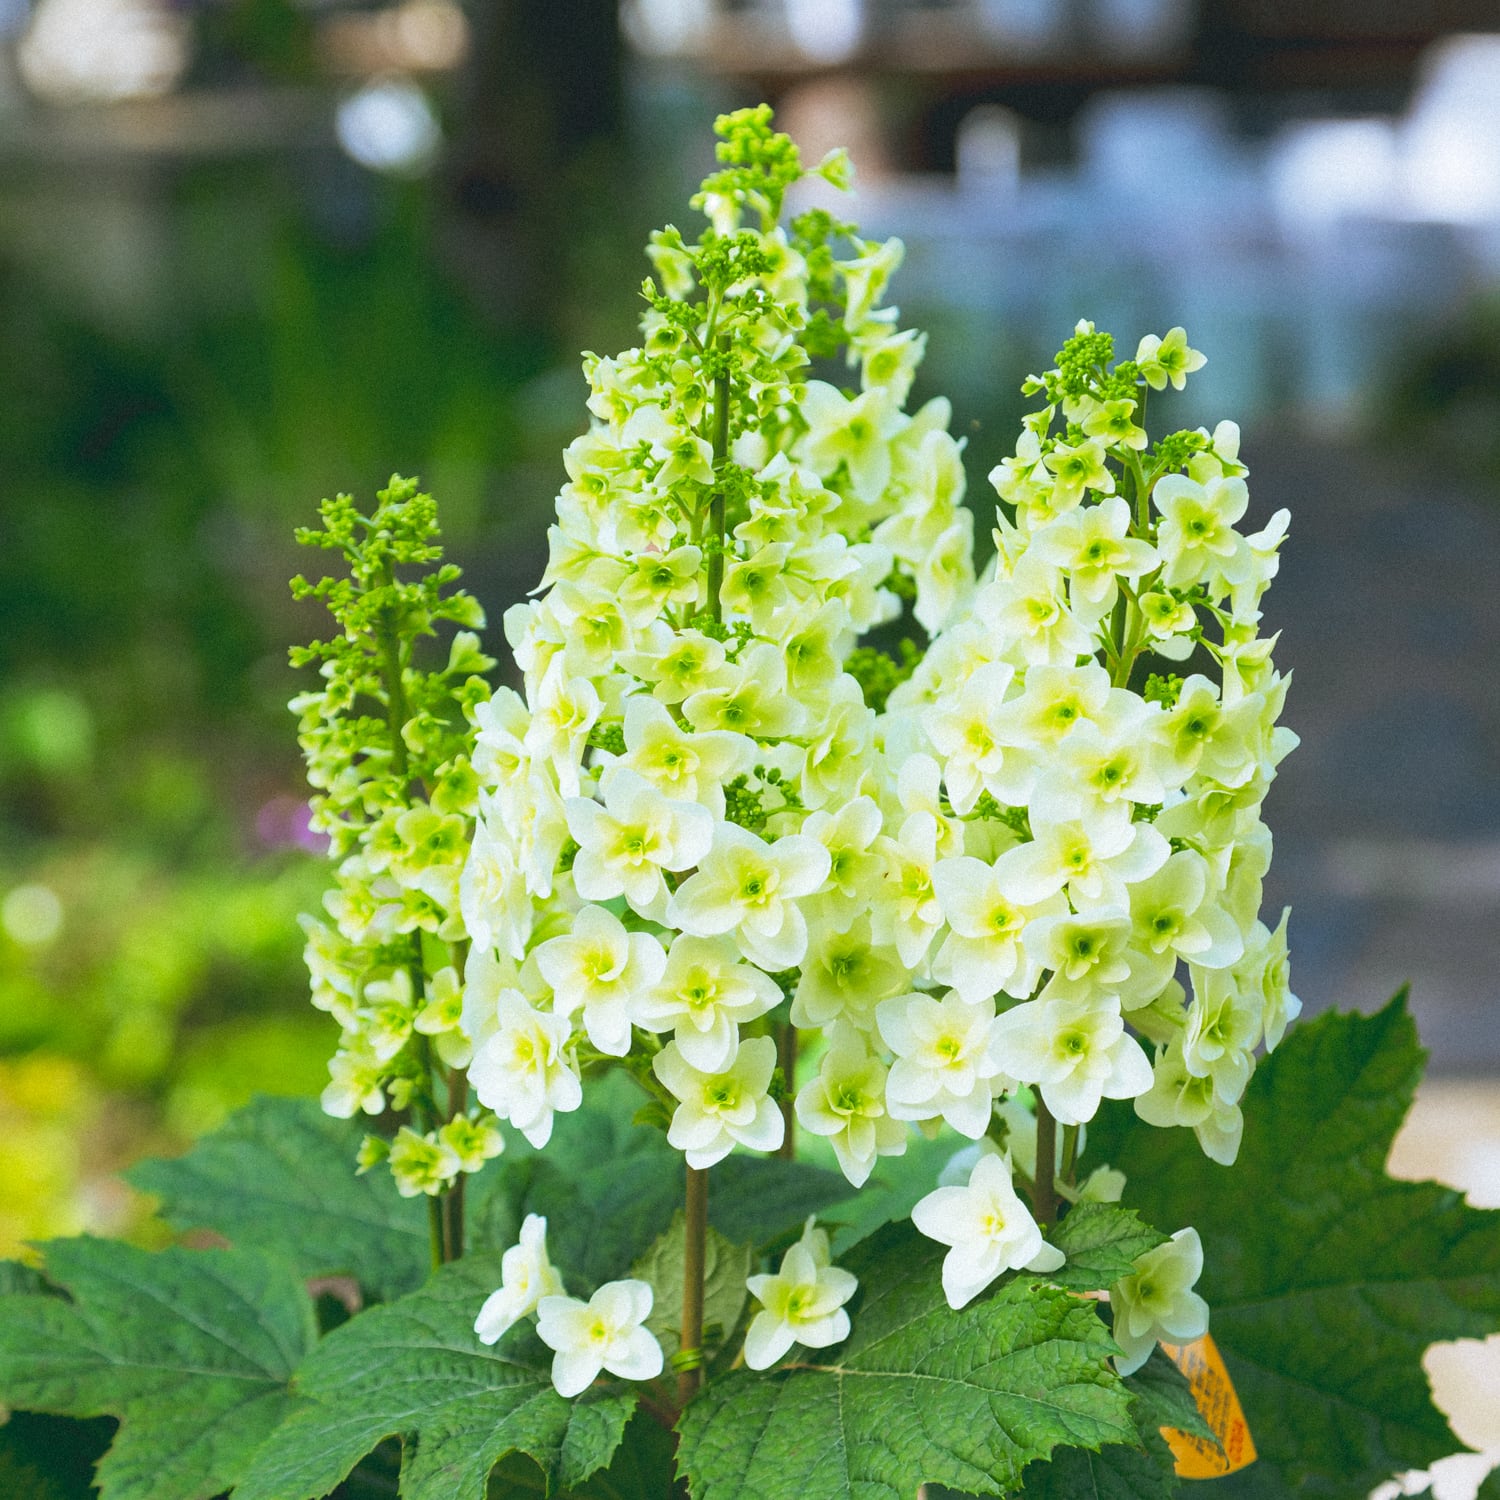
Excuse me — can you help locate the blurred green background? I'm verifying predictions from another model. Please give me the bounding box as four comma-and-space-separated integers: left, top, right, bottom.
5, 0, 1500, 1258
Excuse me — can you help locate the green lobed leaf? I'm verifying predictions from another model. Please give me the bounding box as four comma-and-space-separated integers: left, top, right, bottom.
1046, 1204, 1168, 1293
675, 1220, 1136, 1500
0, 1238, 315, 1500
0, 1260, 49, 1297
1086, 994, 1500, 1499
630, 1212, 750, 1362
127, 1095, 431, 1301
233, 1254, 635, 1500
488, 1409, 684, 1500
945, 1351, 1211, 1500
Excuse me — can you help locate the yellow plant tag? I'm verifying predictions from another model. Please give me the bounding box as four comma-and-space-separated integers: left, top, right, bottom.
1159, 1332, 1257, 1478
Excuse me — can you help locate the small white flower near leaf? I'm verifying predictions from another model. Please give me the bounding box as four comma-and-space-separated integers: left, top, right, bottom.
1109, 1227, 1210, 1376
911, 1151, 1064, 1310
536, 1279, 664, 1398
474, 1214, 565, 1346
743, 1218, 859, 1370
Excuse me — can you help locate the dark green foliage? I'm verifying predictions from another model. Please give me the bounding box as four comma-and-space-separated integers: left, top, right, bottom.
0, 1239, 315, 1500
468, 1075, 852, 1285
1012, 1351, 1212, 1500
631, 1215, 750, 1362
0, 1411, 116, 1500
1087, 995, 1500, 1499
232, 1256, 633, 1500
128, 1095, 430, 1300
1047, 1204, 1168, 1294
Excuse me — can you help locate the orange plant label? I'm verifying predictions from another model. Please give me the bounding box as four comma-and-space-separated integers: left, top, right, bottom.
1158, 1332, 1257, 1478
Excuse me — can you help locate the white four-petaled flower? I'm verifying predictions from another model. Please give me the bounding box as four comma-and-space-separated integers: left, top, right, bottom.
743, 1218, 858, 1369
536, 1279, 664, 1397
1109, 1227, 1209, 1376
911, 1152, 1064, 1310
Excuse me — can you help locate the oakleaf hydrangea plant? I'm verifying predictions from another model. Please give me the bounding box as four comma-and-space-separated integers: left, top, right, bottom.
289, 101, 1298, 1454
15, 106, 1495, 1500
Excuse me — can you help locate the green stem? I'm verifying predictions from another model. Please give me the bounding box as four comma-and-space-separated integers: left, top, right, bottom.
704, 338, 731, 623
777, 1023, 797, 1160
679, 1165, 709, 1408
376, 570, 411, 783
443, 1067, 468, 1261
377, 572, 467, 1263
1060, 1123, 1079, 1190
1032, 1100, 1058, 1227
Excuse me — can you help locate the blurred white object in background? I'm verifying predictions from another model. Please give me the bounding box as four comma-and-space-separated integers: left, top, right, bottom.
623, 0, 714, 55
1268, 119, 1401, 238
1078, 88, 1250, 212
956, 105, 1021, 205
1085, 0, 1192, 57
336, 77, 442, 175
784, 0, 862, 63
1403, 33, 1500, 225
974, 0, 1064, 53
18, 0, 189, 103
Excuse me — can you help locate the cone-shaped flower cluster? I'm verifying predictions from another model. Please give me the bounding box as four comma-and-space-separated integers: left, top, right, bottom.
291, 481, 505, 1204
456, 107, 978, 1166
887, 321, 1300, 1171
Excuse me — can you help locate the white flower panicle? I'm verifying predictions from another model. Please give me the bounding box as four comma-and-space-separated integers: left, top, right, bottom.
451, 107, 978, 1184
883, 319, 1298, 1179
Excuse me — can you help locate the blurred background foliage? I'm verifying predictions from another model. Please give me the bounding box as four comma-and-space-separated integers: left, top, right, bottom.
4, 0, 1500, 1263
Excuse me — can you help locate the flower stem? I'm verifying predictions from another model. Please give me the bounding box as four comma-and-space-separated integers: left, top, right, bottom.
1060, 1122, 1079, 1191
427, 1197, 444, 1272
1032, 1099, 1058, 1226
777, 1023, 797, 1160
704, 338, 731, 623
376, 568, 412, 784
679, 1164, 709, 1408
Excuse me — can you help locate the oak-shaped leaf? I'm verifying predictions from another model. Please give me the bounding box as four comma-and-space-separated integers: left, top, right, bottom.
675, 1220, 1135, 1500
1087, 994, 1500, 1498
1010, 1349, 1214, 1499
233, 1253, 635, 1500
0, 1238, 315, 1500
128, 1095, 430, 1301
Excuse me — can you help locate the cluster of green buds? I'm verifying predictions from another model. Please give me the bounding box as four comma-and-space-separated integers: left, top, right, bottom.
290, 478, 500, 1254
